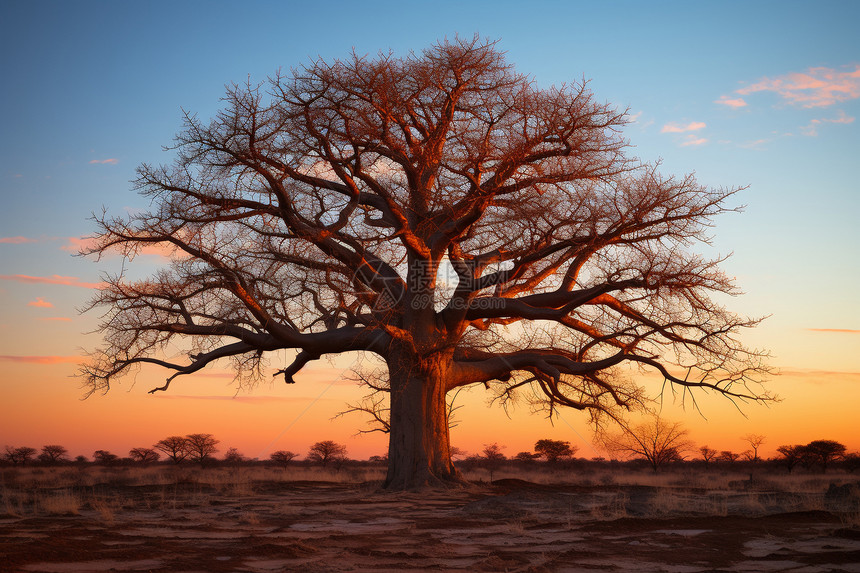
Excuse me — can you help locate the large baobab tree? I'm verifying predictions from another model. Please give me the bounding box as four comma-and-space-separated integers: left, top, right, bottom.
82, 37, 770, 489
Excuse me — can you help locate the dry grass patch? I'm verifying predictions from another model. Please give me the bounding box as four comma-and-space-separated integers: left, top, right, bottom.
37, 489, 82, 516
87, 495, 121, 524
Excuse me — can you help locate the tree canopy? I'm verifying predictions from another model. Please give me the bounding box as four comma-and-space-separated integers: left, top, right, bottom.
307, 440, 348, 467
82, 37, 771, 489
778, 439, 848, 473
603, 416, 693, 471
534, 439, 576, 463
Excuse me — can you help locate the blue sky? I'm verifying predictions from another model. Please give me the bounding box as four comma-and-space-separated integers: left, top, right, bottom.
1, 1, 858, 458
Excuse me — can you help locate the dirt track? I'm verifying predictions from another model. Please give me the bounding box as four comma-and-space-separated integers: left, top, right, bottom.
3, 479, 860, 572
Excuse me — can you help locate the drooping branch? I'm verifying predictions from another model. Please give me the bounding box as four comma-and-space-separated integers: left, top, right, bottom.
335, 394, 391, 435
146, 341, 261, 394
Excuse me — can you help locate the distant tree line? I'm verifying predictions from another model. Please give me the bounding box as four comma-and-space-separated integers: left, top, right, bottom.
775, 440, 848, 473
1, 438, 347, 469
3, 434, 857, 475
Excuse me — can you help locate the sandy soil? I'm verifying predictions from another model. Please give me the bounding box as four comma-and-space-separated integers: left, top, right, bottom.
2, 479, 860, 572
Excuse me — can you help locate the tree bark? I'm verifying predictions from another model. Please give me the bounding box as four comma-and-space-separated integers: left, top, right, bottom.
384, 348, 463, 490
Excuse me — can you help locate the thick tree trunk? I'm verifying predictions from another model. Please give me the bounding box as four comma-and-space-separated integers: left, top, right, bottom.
384, 349, 463, 490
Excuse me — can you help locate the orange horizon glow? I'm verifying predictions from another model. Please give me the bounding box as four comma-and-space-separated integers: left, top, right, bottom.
2, 357, 857, 463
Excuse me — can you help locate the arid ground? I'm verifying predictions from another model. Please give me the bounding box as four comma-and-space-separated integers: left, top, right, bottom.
2, 466, 859, 572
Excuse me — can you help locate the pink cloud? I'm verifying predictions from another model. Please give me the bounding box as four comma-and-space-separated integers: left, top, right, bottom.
0, 236, 38, 244
61, 236, 98, 253
715, 95, 748, 108
680, 136, 708, 147
806, 328, 860, 334
737, 65, 860, 108
27, 297, 54, 308
89, 158, 119, 165
830, 110, 857, 124
802, 120, 823, 136
661, 121, 707, 133
0, 274, 103, 289
38, 317, 72, 322
802, 110, 856, 136
63, 236, 178, 259
0, 355, 82, 364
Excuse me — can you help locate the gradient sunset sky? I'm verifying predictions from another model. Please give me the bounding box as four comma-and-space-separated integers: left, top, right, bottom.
1, 1, 858, 462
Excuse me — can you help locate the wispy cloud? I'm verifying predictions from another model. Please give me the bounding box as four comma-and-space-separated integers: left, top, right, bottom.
0, 274, 103, 289
801, 110, 856, 136
715, 95, 748, 108
63, 236, 178, 259
661, 122, 708, 147
0, 236, 38, 244
736, 64, 860, 108
0, 355, 82, 364
89, 158, 119, 165
778, 368, 860, 385
661, 121, 707, 133
151, 394, 334, 404
61, 236, 97, 253
680, 136, 708, 147
27, 297, 53, 308
626, 111, 654, 130
806, 328, 860, 334
38, 317, 72, 322
737, 139, 771, 149
828, 110, 856, 124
